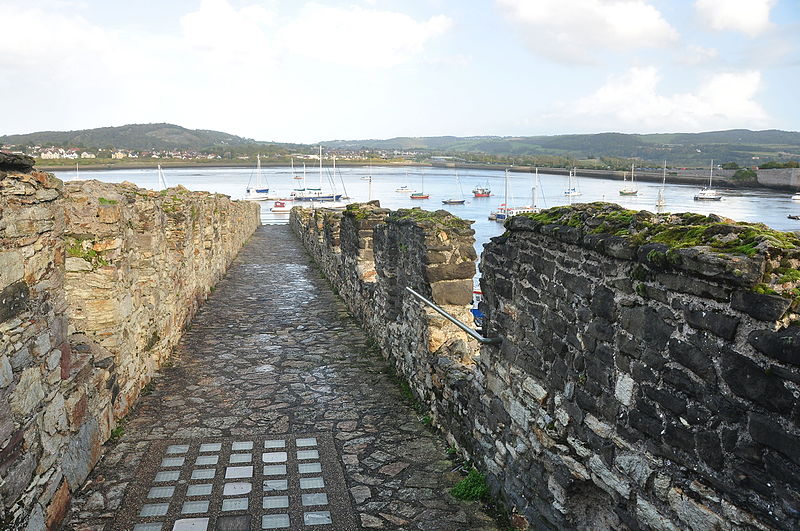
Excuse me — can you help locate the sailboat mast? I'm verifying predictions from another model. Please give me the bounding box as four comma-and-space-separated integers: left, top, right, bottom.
709, 159, 714, 187
504, 168, 509, 210
319, 146, 323, 189
291, 157, 295, 179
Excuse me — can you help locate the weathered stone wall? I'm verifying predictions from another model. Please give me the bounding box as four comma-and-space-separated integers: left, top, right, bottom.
0, 155, 259, 529
478, 204, 800, 530
292, 201, 800, 530
290, 203, 480, 416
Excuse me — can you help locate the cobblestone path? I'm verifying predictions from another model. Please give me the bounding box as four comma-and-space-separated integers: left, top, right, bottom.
65, 225, 497, 531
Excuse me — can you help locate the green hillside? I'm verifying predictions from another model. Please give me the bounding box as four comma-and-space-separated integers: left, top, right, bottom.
0, 123, 252, 151
322, 129, 800, 166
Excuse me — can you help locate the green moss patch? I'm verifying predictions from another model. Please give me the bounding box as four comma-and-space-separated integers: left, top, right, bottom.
451, 468, 489, 501
66, 237, 109, 268
392, 207, 470, 230
515, 203, 800, 300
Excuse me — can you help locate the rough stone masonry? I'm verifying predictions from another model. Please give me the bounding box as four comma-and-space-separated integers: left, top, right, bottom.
292, 201, 800, 530
0, 153, 259, 529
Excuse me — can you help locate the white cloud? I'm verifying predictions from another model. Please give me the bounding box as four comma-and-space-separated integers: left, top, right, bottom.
280, 3, 452, 67
677, 44, 719, 65
694, 0, 775, 36
496, 0, 679, 63
180, 0, 277, 65
557, 66, 769, 131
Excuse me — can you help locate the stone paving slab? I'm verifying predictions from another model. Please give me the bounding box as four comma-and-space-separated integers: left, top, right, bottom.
65, 225, 497, 531
114, 433, 355, 531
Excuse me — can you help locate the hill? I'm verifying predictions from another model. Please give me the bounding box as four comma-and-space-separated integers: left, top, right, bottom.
0, 123, 253, 151
322, 129, 800, 166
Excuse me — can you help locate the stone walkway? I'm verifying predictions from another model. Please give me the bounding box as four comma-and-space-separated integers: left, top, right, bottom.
65, 225, 497, 531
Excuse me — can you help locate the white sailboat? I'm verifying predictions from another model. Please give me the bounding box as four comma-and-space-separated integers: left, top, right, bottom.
694, 160, 722, 201
564, 168, 582, 197
442, 164, 466, 205
655, 160, 667, 208
156, 164, 168, 191
619, 164, 638, 196
491, 168, 540, 222
244, 154, 278, 201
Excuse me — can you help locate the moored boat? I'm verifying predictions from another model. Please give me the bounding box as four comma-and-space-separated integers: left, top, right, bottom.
472, 185, 491, 197
244, 154, 278, 201
694, 160, 722, 201
619, 164, 638, 196
270, 200, 292, 213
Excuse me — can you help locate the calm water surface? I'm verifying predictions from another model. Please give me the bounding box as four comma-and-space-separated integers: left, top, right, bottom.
54, 165, 800, 257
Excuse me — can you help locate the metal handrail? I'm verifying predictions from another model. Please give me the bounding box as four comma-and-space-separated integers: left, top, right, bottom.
405, 286, 503, 345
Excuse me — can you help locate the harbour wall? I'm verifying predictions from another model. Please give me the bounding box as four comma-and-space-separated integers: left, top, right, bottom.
291, 202, 800, 530
0, 154, 260, 529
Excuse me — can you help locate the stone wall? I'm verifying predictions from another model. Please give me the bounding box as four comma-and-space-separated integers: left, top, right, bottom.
756, 168, 800, 190
291, 201, 800, 530
0, 155, 260, 529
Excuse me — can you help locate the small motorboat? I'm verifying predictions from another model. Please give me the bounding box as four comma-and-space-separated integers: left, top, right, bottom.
395, 185, 415, 193
410, 192, 429, 200
270, 200, 292, 213
442, 199, 466, 205
792, 192, 800, 201
788, 214, 800, 220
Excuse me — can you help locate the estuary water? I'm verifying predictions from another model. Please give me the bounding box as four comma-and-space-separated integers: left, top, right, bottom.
54, 165, 800, 257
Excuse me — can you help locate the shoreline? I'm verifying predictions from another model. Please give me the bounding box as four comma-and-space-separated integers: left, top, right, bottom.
40, 160, 794, 194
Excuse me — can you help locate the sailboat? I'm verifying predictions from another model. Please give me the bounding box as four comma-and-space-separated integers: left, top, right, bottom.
655, 161, 667, 208
291, 147, 343, 202
694, 160, 722, 201
291, 157, 302, 180
411, 171, 429, 199
564, 168, 582, 197
619, 164, 638, 196
244, 154, 278, 201
442, 165, 466, 205
156, 164, 168, 191
492, 168, 540, 222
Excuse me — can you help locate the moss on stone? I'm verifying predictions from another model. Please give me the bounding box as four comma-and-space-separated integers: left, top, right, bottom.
514, 202, 800, 301
392, 207, 469, 230
98, 197, 118, 205
66, 237, 109, 268
450, 468, 489, 501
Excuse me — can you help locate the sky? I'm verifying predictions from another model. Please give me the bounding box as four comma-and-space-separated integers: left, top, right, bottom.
0, 0, 798, 143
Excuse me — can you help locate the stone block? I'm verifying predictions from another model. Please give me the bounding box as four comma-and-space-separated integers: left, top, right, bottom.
667, 338, 716, 383
747, 327, 800, 366
0, 250, 24, 288
721, 351, 795, 414
620, 306, 672, 350
636, 497, 680, 531
683, 306, 739, 341
45, 479, 71, 530
731, 290, 791, 321
667, 487, 725, 530
614, 453, 654, 487
614, 373, 635, 406
429, 279, 472, 306
9, 367, 44, 416
748, 413, 800, 466
65, 257, 92, 272
0, 281, 30, 322
62, 417, 101, 490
